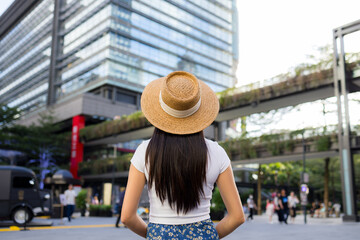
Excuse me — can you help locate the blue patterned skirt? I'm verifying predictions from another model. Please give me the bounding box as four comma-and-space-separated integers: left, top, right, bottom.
146, 219, 219, 240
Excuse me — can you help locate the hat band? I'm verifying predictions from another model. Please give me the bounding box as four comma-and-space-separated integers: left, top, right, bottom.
159, 91, 201, 118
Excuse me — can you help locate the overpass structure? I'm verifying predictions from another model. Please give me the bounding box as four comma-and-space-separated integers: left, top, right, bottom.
80, 65, 360, 146
78, 20, 360, 222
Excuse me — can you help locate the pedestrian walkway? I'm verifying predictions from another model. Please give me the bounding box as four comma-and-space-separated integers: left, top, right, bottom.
0, 214, 359, 240
226, 214, 359, 240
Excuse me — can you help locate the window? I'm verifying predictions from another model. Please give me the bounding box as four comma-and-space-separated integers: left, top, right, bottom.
107, 89, 113, 100
116, 91, 136, 104
12, 177, 36, 188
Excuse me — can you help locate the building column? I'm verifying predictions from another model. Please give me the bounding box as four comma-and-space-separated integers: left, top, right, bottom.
333, 28, 359, 222
217, 121, 227, 141
70, 115, 85, 179
47, 0, 63, 106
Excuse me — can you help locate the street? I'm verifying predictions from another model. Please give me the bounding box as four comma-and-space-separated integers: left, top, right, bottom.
1, 214, 359, 240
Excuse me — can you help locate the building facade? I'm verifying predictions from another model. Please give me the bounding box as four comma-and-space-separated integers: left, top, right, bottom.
0, 0, 238, 117
0, 0, 238, 177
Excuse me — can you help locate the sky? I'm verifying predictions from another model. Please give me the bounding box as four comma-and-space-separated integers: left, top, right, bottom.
1, 0, 360, 133
235, 0, 360, 135
0, 0, 13, 16
236, 0, 360, 85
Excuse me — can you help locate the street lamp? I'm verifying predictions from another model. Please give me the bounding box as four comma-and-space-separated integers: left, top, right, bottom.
301, 132, 307, 224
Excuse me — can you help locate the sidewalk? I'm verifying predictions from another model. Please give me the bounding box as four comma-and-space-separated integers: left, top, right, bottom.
1, 214, 359, 240
225, 214, 359, 240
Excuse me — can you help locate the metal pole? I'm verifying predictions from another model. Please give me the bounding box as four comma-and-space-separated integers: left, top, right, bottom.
20, 203, 29, 231
111, 145, 117, 206
333, 28, 359, 221
302, 133, 307, 224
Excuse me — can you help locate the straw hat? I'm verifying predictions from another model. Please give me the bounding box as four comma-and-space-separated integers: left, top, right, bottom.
141, 71, 219, 135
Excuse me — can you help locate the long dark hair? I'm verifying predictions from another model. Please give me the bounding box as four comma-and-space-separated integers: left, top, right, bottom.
145, 127, 208, 214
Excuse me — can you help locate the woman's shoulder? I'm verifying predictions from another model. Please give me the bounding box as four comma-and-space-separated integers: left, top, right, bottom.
205, 138, 221, 149
135, 139, 151, 152
205, 138, 227, 154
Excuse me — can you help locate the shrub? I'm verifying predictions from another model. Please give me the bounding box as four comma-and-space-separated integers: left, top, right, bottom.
211, 187, 225, 212
75, 189, 87, 210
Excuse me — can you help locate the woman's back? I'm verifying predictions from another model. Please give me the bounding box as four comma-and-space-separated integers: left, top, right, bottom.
131, 138, 230, 224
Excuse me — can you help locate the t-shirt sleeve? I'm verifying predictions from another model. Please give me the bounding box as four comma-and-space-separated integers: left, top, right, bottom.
130, 141, 147, 173
217, 143, 231, 174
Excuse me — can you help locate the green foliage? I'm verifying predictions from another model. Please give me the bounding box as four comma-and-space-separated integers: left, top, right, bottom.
211, 187, 225, 212
260, 133, 285, 156
79, 111, 151, 142
89, 204, 99, 211
315, 135, 332, 151
89, 204, 112, 216
0, 106, 69, 171
75, 189, 88, 210
0, 104, 20, 129
100, 205, 112, 211
221, 126, 339, 162
0, 104, 23, 151
219, 137, 257, 159
78, 153, 133, 176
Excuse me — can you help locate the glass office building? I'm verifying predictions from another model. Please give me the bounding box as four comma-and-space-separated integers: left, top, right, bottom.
0, 0, 54, 113
0, 0, 238, 119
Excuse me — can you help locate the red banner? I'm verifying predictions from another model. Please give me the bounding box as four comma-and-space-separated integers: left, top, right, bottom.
70, 115, 85, 179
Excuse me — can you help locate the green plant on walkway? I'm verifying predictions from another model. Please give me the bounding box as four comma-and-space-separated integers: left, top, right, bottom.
76, 189, 88, 210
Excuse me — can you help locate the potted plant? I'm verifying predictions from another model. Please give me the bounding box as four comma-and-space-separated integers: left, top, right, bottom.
89, 204, 100, 216
210, 187, 225, 220
75, 189, 88, 217
99, 205, 112, 217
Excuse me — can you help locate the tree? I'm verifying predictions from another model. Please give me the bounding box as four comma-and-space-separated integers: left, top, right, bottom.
0, 105, 70, 188
25, 113, 69, 188
0, 104, 29, 164
0, 104, 21, 150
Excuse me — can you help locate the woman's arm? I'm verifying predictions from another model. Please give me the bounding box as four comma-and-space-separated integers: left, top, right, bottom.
215, 165, 245, 239
121, 164, 147, 238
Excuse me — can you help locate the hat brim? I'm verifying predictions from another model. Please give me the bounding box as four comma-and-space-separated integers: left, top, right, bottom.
141, 77, 219, 135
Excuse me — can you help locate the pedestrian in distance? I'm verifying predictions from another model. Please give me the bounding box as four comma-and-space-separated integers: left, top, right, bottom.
121, 71, 245, 239
115, 187, 126, 228
64, 184, 77, 222
332, 203, 341, 218
279, 189, 289, 224
266, 198, 275, 224
276, 192, 285, 224
246, 195, 257, 221
288, 191, 299, 223
310, 202, 317, 217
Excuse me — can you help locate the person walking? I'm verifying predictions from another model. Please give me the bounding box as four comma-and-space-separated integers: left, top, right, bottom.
246, 195, 257, 221
288, 191, 299, 223
115, 187, 126, 228
121, 71, 245, 239
279, 189, 289, 224
332, 203, 341, 217
266, 198, 275, 224
64, 184, 77, 222
275, 192, 284, 223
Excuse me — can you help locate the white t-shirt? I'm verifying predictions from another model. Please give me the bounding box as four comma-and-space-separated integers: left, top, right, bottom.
288, 195, 299, 208
64, 189, 77, 205
131, 138, 230, 225
247, 198, 255, 208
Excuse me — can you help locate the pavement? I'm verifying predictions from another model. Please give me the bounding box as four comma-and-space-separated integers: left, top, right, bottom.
1, 213, 359, 240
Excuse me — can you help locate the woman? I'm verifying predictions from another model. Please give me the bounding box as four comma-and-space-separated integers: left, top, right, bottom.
121, 71, 245, 239
288, 191, 299, 223
266, 198, 275, 224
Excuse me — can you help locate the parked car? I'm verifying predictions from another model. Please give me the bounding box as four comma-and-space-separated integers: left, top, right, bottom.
0, 166, 52, 224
